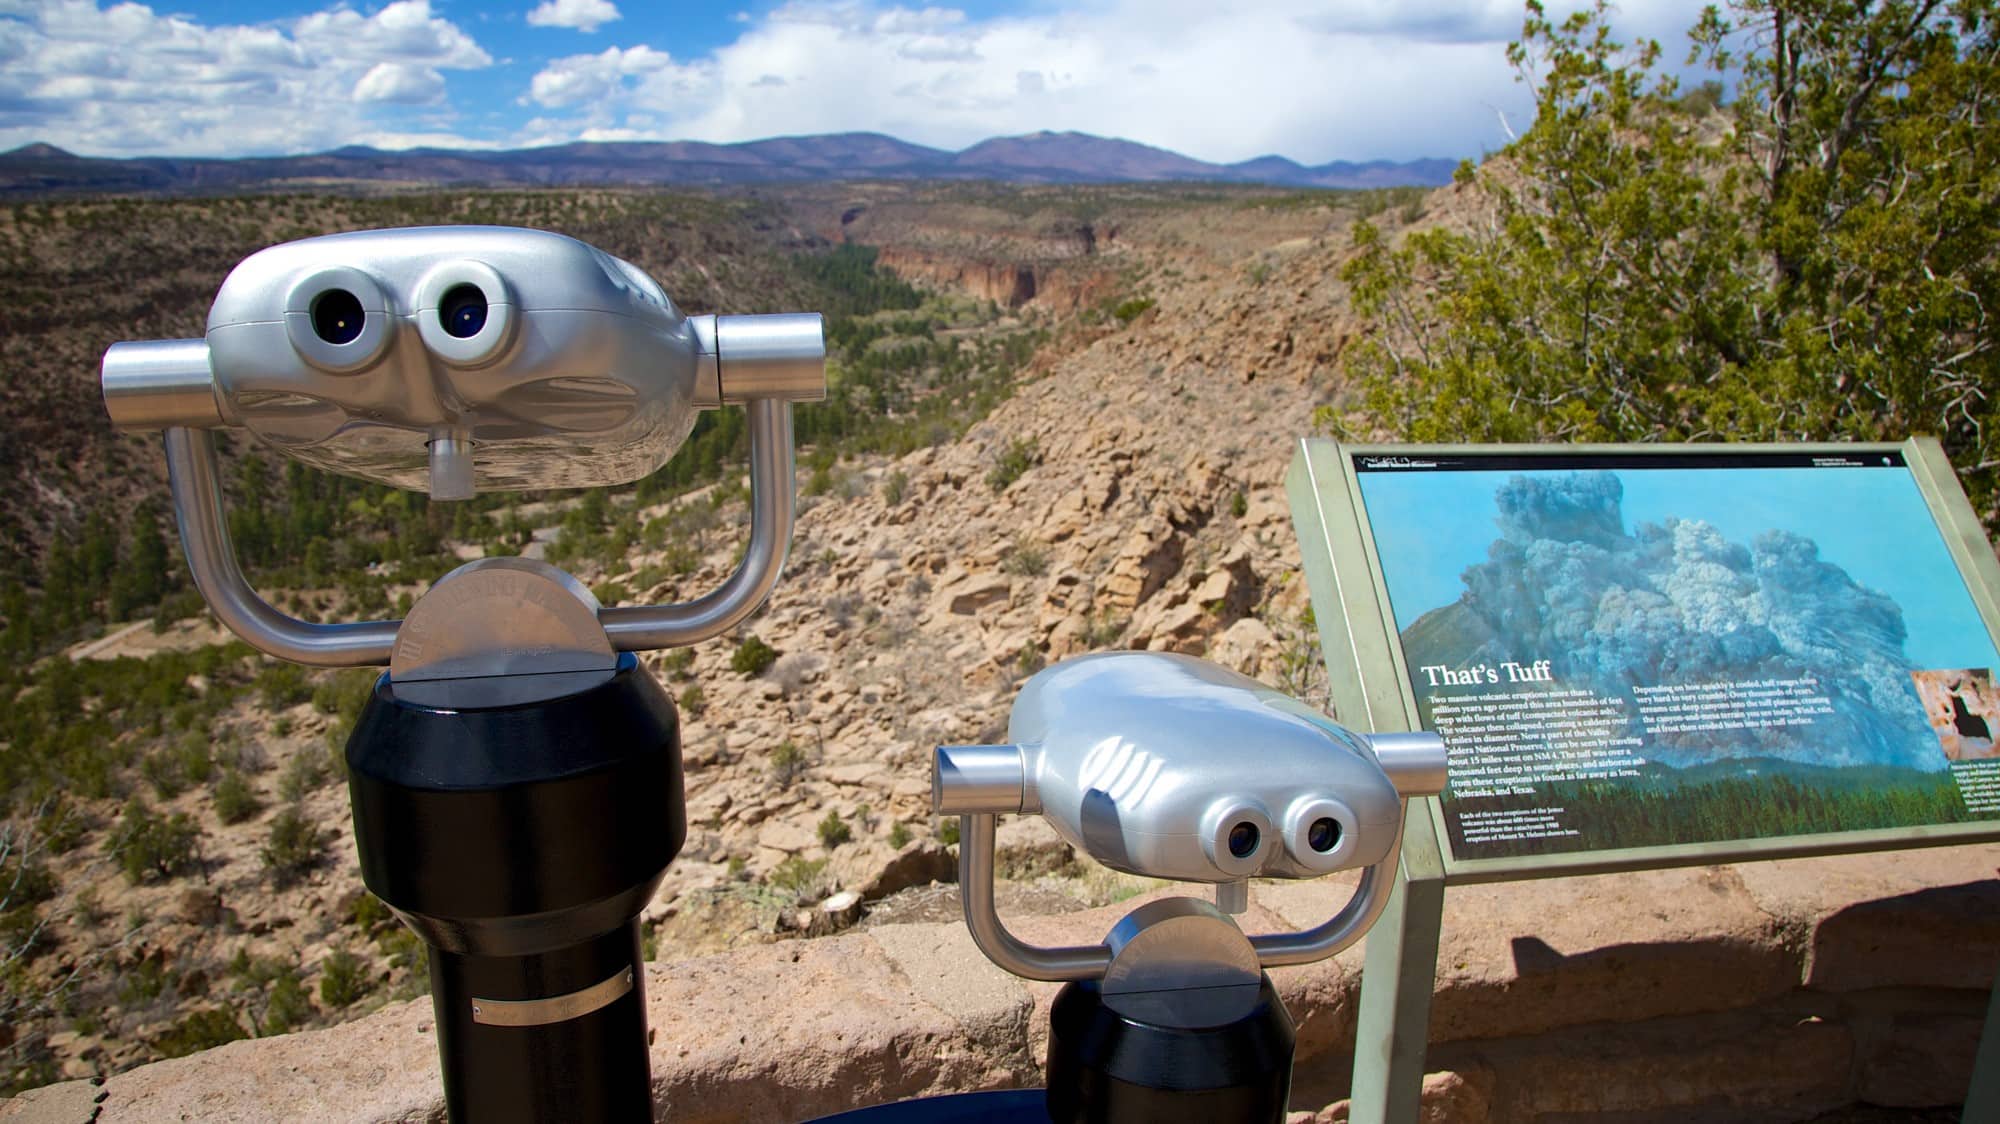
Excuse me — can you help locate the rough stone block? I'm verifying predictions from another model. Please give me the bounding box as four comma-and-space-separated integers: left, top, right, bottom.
1430, 1007, 1855, 1123
648, 931, 1037, 1122
49, 997, 444, 1123
1427, 866, 1801, 1044
1807, 881, 2000, 993
0, 1079, 111, 1123
1842, 987, 1987, 1107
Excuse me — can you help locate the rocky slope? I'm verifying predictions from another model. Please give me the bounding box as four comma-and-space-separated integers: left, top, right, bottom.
608, 182, 1443, 935
2, 179, 1452, 1086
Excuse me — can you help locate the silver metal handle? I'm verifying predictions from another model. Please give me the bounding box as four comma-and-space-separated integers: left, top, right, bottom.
689, 314, 828, 408
104, 340, 223, 430
165, 396, 798, 665
960, 812, 1112, 981
957, 808, 1404, 978
166, 427, 401, 667
599, 398, 795, 649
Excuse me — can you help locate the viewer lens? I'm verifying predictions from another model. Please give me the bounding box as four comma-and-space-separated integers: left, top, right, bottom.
1227, 822, 1260, 858
1307, 817, 1341, 853
439, 284, 488, 339
310, 289, 365, 345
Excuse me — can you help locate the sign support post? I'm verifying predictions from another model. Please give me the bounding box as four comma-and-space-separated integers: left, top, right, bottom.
1347, 803, 1446, 1124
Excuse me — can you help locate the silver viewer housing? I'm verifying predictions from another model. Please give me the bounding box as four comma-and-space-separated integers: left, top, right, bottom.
98, 226, 826, 667
937, 652, 1424, 882
101, 226, 824, 498
934, 651, 1449, 981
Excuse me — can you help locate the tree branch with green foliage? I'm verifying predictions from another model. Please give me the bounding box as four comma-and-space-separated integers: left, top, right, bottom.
1324, 0, 2000, 528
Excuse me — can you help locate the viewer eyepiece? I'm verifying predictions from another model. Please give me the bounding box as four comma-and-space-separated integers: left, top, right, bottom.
439, 284, 488, 339
311, 289, 365, 345
1307, 816, 1341, 853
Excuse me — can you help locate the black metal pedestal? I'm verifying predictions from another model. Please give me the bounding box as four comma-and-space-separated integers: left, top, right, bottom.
1044, 973, 1296, 1124
344, 654, 685, 1123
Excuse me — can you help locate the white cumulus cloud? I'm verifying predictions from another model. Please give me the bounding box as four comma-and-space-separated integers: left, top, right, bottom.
0, 0, 492, 156
526, 0, 622, 34
519, 0, 1711, 164
527, 44, 684, 109
4, 0, 1715, 163
353, 61, 447, 105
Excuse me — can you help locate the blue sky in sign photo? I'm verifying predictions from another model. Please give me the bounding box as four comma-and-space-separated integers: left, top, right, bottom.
0, 0, 1710, 161
1359, 465, 2000, 676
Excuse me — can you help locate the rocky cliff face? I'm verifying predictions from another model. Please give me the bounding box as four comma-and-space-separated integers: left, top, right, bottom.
7, 181, 1448, 1086
618, 185, 1428, 913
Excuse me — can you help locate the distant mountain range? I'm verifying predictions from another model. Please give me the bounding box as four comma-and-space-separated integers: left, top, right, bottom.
0, 131, 1456, 197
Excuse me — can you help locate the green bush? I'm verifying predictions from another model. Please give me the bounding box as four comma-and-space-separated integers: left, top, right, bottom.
256, 663, 311, 711
213, 769, 261, 825
261, 805, 329, 884
770, 740, 808, 789
731, 635, 778, 677
677, 683, 706, 715
150, 1007, 246, 1058
881, 469, 909, 506
985, 437, 1039, 493
1000, 538, 1049, 577
346, 891, 393, 932
1324, 0, 2000, 535
658, 647, 693, 679
378, 925, 430, 999
939, 818, 961, 846
887, 821, 912, 849
310, 669, 376, 716
139, 749, 185, 799
261, 967, 313, 1035
105, 800, 201, 884
318, 948, 372, 1008
768, 856, 829, 896
1111, 296, 1155, 324
174, 732, 214, 785
34, 798, 87, 855
226, 946, 288, 989
276, 749, 327, 802
816, 811, 852, 848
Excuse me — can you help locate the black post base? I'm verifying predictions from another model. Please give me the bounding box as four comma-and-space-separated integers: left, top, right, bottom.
430, 924, 653, 1123
345, 655, 685, 1124
1045, 974, 1296, 1124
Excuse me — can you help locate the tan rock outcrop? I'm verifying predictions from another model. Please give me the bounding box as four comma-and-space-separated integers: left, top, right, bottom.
1101, 517, 1182, 610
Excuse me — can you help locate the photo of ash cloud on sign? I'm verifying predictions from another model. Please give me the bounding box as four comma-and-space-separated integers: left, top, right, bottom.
1355, 457, 2000, 859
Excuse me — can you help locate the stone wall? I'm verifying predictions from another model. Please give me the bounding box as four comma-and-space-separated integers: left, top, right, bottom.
5, 844, 1995, 1123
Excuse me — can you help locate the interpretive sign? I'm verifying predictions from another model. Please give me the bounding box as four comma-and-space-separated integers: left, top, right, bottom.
1286, 438, 2000, 1124
1290, 439, 2000, 878
1356, 446, 2000, 865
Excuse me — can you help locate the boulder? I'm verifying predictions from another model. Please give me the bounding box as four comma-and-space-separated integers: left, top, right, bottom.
938, 574, 1012, 617
1101, 518, 1182, 610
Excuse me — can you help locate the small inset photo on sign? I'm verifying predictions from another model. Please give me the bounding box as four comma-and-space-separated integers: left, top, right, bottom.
1910, 668, 2000, 761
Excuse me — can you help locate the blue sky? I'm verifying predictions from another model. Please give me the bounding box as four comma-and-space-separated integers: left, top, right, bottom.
1358, 466, 2000, 674
0, 0, 1710, 162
